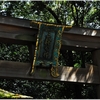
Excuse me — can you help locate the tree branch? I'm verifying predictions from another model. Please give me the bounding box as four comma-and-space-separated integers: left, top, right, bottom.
71, 4, 77, 26
81, 7, 84, 27
73, 3, 79, 26
38, 1, 62, 24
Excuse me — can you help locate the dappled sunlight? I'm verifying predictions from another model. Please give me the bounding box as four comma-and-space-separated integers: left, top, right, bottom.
83, 30, 97, 36
85, 64, 99, 83
85, 64, 94, 82
66, 26, 99, 37
60, 66, 86, 82
60, 64, 99, 84
91, 30, 97, 36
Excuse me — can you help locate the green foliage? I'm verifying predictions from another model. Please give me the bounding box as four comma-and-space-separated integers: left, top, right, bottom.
0, 43, 30, 62
0, 1, 100, 27
0, 79, 97, 99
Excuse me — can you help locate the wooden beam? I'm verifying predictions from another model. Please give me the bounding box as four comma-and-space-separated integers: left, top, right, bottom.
62, 33, 100, 49
64, 26, 100, 37
0, 23, 36, 44
0, 60, 99, 84
0, 16, 100, 37
0, 16, 100, 51
0, 16, 31, 28
0, 23, 100, 51
0, 16, 100, 38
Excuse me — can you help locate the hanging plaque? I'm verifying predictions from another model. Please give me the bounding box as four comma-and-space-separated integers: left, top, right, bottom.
30, 22, 65, 77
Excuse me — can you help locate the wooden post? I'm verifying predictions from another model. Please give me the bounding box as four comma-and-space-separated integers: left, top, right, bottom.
28, 44, 35, 73
92, 50, 100, 99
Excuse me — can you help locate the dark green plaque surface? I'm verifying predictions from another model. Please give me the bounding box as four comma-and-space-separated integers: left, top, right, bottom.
33, 23, 64, 67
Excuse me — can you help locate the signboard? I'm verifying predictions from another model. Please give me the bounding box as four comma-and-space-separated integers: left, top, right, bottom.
30, 22, 64, 77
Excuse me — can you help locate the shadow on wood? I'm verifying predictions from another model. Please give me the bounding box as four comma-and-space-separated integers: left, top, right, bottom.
0, 60, 99, 84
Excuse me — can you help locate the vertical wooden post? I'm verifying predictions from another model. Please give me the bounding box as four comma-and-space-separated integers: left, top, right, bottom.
28, 44, 35, 72
28, 44, 35, 63
92, 50, 100, 99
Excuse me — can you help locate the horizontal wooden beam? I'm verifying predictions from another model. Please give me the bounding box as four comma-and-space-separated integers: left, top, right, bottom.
0, 15, 31, 28
62, 33, 100, 49
0, 16, 100, 37
0, 16, 100, 51
0, 23, 37, 44
0, 16, 100, 36
0, 23, 100, 51
64, 26, 100, 37
0, 60, 99, 84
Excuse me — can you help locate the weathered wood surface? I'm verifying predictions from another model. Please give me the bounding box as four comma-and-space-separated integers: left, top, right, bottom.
0, 15, 31, 28
0, 23, 36, 44
0, 15, 100, 36
64, 26, 100, 36
0, 60, 99, 84
0, 16, 100, 37
62, 33, 100, 49
0, 16, 100, 51
0, 23, 100, 51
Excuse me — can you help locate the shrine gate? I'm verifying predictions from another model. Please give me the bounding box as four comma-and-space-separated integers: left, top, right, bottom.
0, 16, 100, 98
